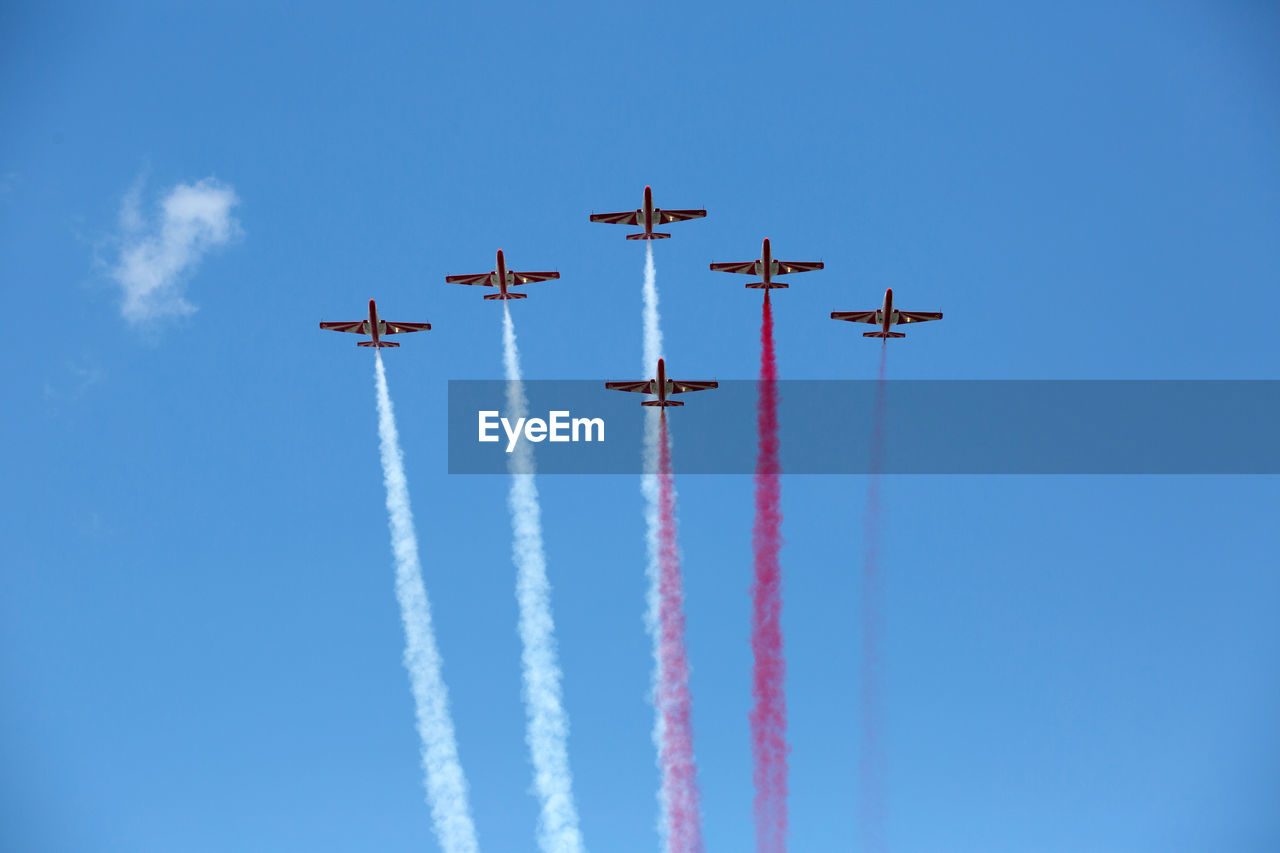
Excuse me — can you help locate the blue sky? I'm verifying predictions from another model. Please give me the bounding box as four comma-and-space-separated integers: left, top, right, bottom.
3, 2, 1279, 850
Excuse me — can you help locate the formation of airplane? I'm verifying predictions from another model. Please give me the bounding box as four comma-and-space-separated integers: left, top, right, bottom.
590, 185, 706, 241
319, 299, 431, 348
605, 358, 718, 407
318, 187, 945, 402
445, 249, 560, 300
831, 287, 943, 338
710, 237, 823, 289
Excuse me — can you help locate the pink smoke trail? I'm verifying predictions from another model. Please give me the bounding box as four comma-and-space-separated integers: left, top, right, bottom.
751, 292, 788, 852
860, 343, 889, 852
656, 413, 704, 853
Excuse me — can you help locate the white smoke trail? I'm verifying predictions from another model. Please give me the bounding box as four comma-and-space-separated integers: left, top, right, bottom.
372, 354, 480, 853
501, 305, 586, 853
641, 242, 664, 626
642, 243, 662, 374
639, 242, 672, 848
640, 242, 664, 626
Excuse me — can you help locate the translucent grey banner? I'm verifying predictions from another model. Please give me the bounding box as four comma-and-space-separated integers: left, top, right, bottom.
447, 381, 1280, 474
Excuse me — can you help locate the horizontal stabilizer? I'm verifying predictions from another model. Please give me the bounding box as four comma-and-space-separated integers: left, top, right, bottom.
641, 400, 684, 407
863, 331, 906, 338
626, 232, 671, 240
357, 340, 401, 347
745, 281, 789, 289
482, 292, 528, 300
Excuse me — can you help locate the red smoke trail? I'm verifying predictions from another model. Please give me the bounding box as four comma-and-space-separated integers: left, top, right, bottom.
860, 344, 889, 852
751, 292, 788, 852
656, 413, 704, 853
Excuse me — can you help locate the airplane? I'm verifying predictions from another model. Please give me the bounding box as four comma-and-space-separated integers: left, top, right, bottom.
589, 185, 706, 240
605, 358, 718, 407
709, 237, 824, 289
831, 288, 943, 338
445, 249, 559, 300
319, 299, 431, 348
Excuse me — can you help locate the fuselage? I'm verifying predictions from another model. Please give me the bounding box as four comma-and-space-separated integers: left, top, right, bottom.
495, 249, 509, 297
760, 237, 774, 282
642, 185, 655, 235
655, 356, 668, 402
877, 287, 897, 333
367, 299, 384, 343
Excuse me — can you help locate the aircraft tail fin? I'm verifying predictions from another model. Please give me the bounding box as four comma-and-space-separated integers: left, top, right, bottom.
626, 232, 671, 240
357, 340, 401, 347
641, 399, 684, 407
745, 281, 789, 289
483, 292, 528, 300
863, 331, 905, 339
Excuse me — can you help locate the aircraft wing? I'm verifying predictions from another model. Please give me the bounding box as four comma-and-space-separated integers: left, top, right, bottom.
319, 321, 367, 333
830, 311, 878, 324
590, 210, 641, 225
670, 380, 718, 394
709, 261, 758, 275
776, 260, 824, 274
897, 311, 943, 324
658, 209, 706, 224
445, 273, 494, 286
605, 380, 655, 394
383, 321, 432, 335
512, 271, 560, 285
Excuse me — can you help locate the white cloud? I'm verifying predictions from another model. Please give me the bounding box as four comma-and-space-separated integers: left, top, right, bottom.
111, 177, 241, 323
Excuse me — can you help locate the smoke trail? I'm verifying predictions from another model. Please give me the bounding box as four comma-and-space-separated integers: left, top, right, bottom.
500, 306, 586, 853
642, 242, 662, 372
641, 243, 664, 664
639, 241, 667, 840
860, 344, 889, 853
639, 243, 703, 851
372, 354, 480, 853
655, 413, 704, 853
750, 292, 788, 852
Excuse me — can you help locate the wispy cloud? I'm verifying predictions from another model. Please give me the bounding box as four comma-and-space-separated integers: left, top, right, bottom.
111, 177, 241, 323
43, 357, 105, 404
78, 511, 113, 539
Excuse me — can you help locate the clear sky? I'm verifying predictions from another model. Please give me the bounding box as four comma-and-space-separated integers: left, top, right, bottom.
3, 2, 1279, 851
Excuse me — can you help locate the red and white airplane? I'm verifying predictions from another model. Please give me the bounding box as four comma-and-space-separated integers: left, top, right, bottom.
710, 237, 824, 289
590, 185, 706, 240
831, 288, 943, 338
319, 299, 431, 348
605, 358, 718, 407
445, 249, 559, 300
